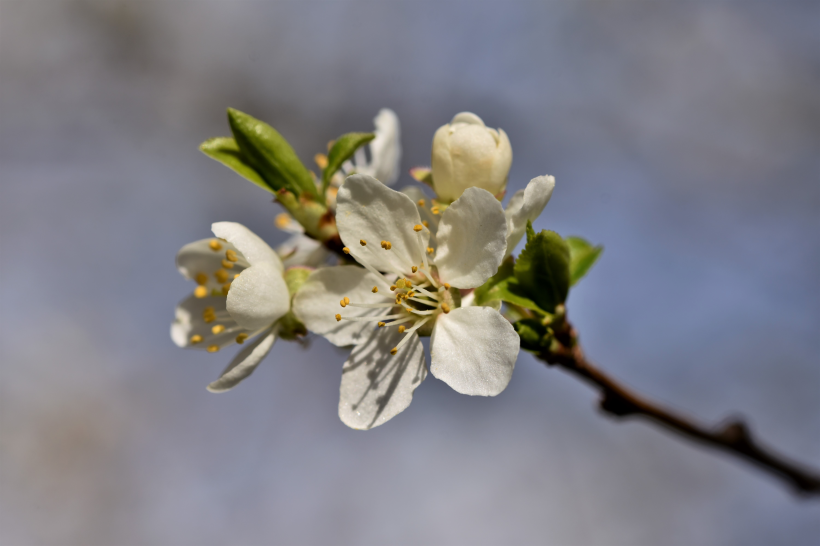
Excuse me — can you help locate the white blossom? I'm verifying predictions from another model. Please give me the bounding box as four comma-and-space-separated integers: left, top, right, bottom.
171, 222, 290, 392
293, 174, 520, 429
431, 112, 512, 202
504, 175, 556, 256
342, 108, 402, 186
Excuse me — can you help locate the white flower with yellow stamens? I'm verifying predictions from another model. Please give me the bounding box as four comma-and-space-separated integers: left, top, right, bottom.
342, 108, 402, 186
293, 174, 520, 430
171, 222, 291, 393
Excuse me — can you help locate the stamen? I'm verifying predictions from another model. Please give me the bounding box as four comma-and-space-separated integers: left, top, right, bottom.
412, 285, 440, 300
343, 247, 350, 254
407, 297, 439, 307
440, 302, 451, 314
431, 206, 440, 215
413, 224, 423, 232
398, 325, 406, 333
417, 199, 425, 207
195, 273, 208, 286
194, 286, 208, 298
206, 345, 220, 353
422, 221, 429, 228
344, 296, 350, 305
406, 308, 436, 316
225, 249, 238, 262
443, 283, 451, 289
347, 302, 394, 309
203, 307, 216, 323
212, 324, 226, 334
372, 286, 379, 293
236, 333, 249, 344
221, 283, 231, 295
390, 348, 398, 355
335, 314, 342, 322
411, 266, 418, 273
390, 284, 397, 291
221, 259, 235, 269
338, 314, 402, 322
390, 316, 432, 355
275, 213, 292, 230
209, 240, 223, 251
190, 335, 203, 344
233, 274, 240, 279
380, 240, 392, 250
339, 299, 347, 308
427, 247, 434, 254
214, 269, 229, 283
360, 239, 367, 246
314, 153, 328, 169
378, 322, 385, 328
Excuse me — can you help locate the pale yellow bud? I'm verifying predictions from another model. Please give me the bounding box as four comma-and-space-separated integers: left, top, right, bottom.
431, 112, 512, 202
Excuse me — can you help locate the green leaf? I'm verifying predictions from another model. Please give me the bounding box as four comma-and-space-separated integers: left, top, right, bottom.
199, 137, 273, 193
525, 220, 536, 244
514, 319, 553, 353
473, 257, 548, 314
566, 236, 604, 286
514, 230, 570, 312
322, 132, 375, 193
227, 108, 319, 201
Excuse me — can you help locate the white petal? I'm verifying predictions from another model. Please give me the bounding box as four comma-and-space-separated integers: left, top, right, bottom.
176, 238, 240, 285
435, 187, 507, 288
292, 265, 392, 347
171, 294, 248, 350
339, 327, 426, 430
369, 108, 402, 186
505, 175, 555, 256
336, 174, 428, 274
430, 306, 519, 396
212, 222, 283, 273
207, 328, 277, 393
226, 262, 290, 331
278, 233, 331, 269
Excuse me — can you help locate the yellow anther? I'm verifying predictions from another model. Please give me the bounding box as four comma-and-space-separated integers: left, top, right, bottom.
422, 220, 429, 228
390, 348, 398, 355
203, 306, 216, 322
344, 297, 350, 305
342, 247, 350, 254
417, 199, 425, 207
340, 299, 347, 308
190, 335, 203, 344
441, 302, 451, 314
194, 286, 208, 298
206, 345, 219, 353
211, 324, 225, 334
413, 224, 423, 232
443, 283, 451, 289
314, 153, 328, 169
403, 278, 411, 287
235, 333, 249, 344
209, 240, 223, 251
372, 286, 379, 293
275, 213, 292, 230
380, 240, 392, 250
427, 247, 434, 254
194, 272, 208, 286
214, 269, 229, 283
407, 291, 415, 298
398, 325, 406, 333
405, 307, 413, 313
233, 274, 240, 280
221, 283, 231, 295
378, 322, 386, 328
411, 266, 418, 273
335, 314, 342, 322
360, 239, 367, 246
390, 284, 397, 291
225, 249, 238, 262
221, 259, 234, 269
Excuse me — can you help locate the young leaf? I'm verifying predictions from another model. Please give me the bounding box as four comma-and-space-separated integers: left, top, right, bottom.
199, 137, 273, 193
474, 257, 548, 314
514, 230, 570, 312
525, 220, 536, 244
566, 236, 604, 286
322, 132, 375, 193
514, 319, 553, 353
227, 108, 320, 201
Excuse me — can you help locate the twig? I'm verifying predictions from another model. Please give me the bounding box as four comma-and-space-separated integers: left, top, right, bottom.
539, 316, 820, 497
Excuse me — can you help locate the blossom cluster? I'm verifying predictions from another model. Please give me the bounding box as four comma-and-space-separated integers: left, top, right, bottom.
172, 109, 591, 430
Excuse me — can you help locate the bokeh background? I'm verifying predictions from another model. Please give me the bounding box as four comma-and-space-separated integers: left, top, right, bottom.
2, 1, 819, 544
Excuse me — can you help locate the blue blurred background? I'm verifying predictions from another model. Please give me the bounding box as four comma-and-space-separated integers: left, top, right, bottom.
1, 1, 819, 544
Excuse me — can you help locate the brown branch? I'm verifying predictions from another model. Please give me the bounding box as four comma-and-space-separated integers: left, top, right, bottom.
537, 317, 820, 497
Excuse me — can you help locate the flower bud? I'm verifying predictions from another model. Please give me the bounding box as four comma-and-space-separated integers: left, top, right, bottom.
431, 112, 512, 202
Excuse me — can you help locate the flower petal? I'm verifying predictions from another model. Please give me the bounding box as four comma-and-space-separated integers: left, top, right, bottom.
429, 306, 519, 396
435, 187, 507, 288
292, 265, 391, 347
171, 294, 250, 350
336, 174, 428, 274
505, 175, 555, 255
207, 328, 277, 393
176, 238, 242, 286
339, 327, 426, 430
369, 108, 402, 186
212, 221, 283, 273
226, 262, 290, 331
